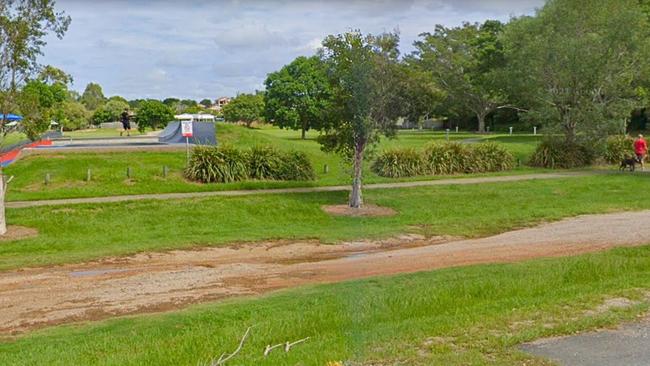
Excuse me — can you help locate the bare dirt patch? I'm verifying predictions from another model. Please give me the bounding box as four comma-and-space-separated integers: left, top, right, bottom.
322, 204, 397, 217
0, 226, 37, 242
2, 210, 650, 335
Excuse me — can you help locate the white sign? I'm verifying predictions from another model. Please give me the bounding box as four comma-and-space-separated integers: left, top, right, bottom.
181, 121, 193, 137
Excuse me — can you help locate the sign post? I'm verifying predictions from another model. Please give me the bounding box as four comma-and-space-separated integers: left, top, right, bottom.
181, 121, 193, 163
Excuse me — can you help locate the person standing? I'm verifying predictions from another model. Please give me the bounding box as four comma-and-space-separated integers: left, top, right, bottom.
634, 134, 647, 171
120, 108, 131, 137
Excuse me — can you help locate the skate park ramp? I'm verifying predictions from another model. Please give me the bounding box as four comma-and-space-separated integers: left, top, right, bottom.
158, 121, 217, 145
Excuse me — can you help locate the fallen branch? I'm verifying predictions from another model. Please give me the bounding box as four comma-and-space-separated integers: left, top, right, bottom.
210, 326, 251, 366
285, 337, 310, 352
263, 343, 284, 357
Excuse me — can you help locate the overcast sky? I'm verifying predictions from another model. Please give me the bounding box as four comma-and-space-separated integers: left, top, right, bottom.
41, 0, 544, 101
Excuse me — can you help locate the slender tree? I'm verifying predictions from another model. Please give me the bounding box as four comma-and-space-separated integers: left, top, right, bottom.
0, 0, 69, 235
318, 31, 406, 208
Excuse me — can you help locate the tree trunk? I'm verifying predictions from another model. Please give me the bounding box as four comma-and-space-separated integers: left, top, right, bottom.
477, 113, 486, 133
0, 174, 7, 236
349, 145, 364, 208
301, 125, 306, 140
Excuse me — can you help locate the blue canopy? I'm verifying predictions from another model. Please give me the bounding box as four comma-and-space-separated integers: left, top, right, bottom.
0, 114, 23, 121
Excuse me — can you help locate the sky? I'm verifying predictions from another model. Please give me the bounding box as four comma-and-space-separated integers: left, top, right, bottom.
41, 0, 545, 101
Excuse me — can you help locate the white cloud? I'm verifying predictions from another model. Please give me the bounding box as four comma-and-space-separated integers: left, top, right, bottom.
41, 0, 545, 100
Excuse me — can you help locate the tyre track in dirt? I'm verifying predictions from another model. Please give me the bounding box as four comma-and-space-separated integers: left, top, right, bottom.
2, 210, 650, 335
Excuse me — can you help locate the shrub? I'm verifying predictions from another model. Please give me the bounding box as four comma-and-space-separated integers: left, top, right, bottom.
185, 145, 315, 183
604, 135, 634, 164
529, 138, 596, 168
279, 151, 316, 181
468, 142, 515, 173
372, 142, 515, 178
371, 148, 425, 178
248, 146, 283, 180
422, 142, 472, 175
185, 145, 249, 183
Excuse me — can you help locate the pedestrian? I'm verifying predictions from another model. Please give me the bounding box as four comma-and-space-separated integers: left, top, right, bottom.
634, 134, 647, 171
120, 108, 131, 137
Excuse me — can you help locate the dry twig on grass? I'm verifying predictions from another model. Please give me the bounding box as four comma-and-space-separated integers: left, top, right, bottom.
207, 326, 251, 366
263, 336, 310, 356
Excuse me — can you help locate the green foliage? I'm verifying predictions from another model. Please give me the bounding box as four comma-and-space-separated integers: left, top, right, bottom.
134, 100, 174, 132
91, 98, 130, 125
17, 80, 67, 140
529, 138, 596, 169
184, 145, 249, 183
278, 150, 316, 181
413, 20, 509, 132
504, 0, 649, 142
185, 145, 315, 183
264, 56, 331, 138
373, 142, 514, 177
222, 93, 264, 128
79, 82, 106, 111
199, 98, 212, 108
56, 100, 90, 131
604, 135, 635, 164
371, 148, 425, 178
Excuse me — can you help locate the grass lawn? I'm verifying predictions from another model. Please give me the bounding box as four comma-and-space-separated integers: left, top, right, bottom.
4, 124, 545, 201
1, 245, 648, 365
0, 131, 28, 149
2, 173, 650, 270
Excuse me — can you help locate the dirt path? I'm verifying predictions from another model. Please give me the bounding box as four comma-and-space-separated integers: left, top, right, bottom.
6, 171, 592, 208
1, 209, 649, 335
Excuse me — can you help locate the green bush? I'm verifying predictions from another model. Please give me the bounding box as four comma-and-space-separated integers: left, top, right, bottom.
184, 146, 249, 183
604, 135, 634, 164
248, 146, 283, 180
468, 142, 515, 173
185, 145, 315, 183
279, 151, 316, 181
423, 142, 472, 175
372, 143, 514, 178
529, 138, 596, 168
371, 148, 425, 178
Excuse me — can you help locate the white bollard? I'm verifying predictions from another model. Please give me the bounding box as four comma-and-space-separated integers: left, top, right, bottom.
455, 126, 459, 133
445, 128, 450, 140
509, 127, 513, 135
533, 126, 537, 135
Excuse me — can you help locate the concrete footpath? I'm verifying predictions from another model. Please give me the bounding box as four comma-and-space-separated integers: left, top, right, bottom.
521, 317, 650, 366
6, 172, 592, 208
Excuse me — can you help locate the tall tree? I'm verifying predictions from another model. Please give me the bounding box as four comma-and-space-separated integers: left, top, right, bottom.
222, 93, 264, 128
18, 79, 66, 139
199, 98, 212, 108
318, 31, 406, 208
79, 82, 105, 111
264, 56, 331, 139
0, 0, 69, 235
413, 20, 510, 132
505, 0, 650, 142
134, 99, 173, 132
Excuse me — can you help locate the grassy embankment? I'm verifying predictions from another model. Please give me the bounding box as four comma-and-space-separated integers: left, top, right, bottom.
4, 124, 544, 201
1, 173, 649, 270
0, 244, 648, 365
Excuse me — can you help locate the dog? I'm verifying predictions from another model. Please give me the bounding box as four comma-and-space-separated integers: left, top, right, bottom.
620, 157, 638, 171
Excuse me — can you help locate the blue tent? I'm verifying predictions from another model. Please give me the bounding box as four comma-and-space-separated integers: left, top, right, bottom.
0, 114, 23, 121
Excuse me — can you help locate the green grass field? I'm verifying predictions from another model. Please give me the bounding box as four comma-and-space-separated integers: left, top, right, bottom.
1, 245, 648, 365
1, 173, 649, 270
4, 124, 544, 201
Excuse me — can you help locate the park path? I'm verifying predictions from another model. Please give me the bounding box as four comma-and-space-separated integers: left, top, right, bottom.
6, 171, 592, 208
1, 208, 649, 334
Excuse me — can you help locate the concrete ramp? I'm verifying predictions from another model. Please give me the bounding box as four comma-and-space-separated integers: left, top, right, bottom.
158, 121, 217, 145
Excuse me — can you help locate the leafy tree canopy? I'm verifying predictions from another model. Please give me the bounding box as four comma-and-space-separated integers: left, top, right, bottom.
134, 99, 173, 132
79, 82, 105, 111
222, 93, 264, 128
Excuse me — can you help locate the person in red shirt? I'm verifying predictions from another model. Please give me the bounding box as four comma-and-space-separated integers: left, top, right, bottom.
634, 134, 648, 170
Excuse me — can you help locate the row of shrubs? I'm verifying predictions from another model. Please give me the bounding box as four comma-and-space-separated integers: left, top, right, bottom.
371, 142, 515, 178
529, 135, 636, 169
185, 145, 315, 183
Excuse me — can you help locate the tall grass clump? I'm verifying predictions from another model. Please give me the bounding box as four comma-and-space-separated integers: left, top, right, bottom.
467, 142, 515, 173
604, 135, 634, 164
372, 142, 514, 178
185, 145, 249, 183
529, 138, 596, 168
371, 148, 424, 178
185, 145, 315, 183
